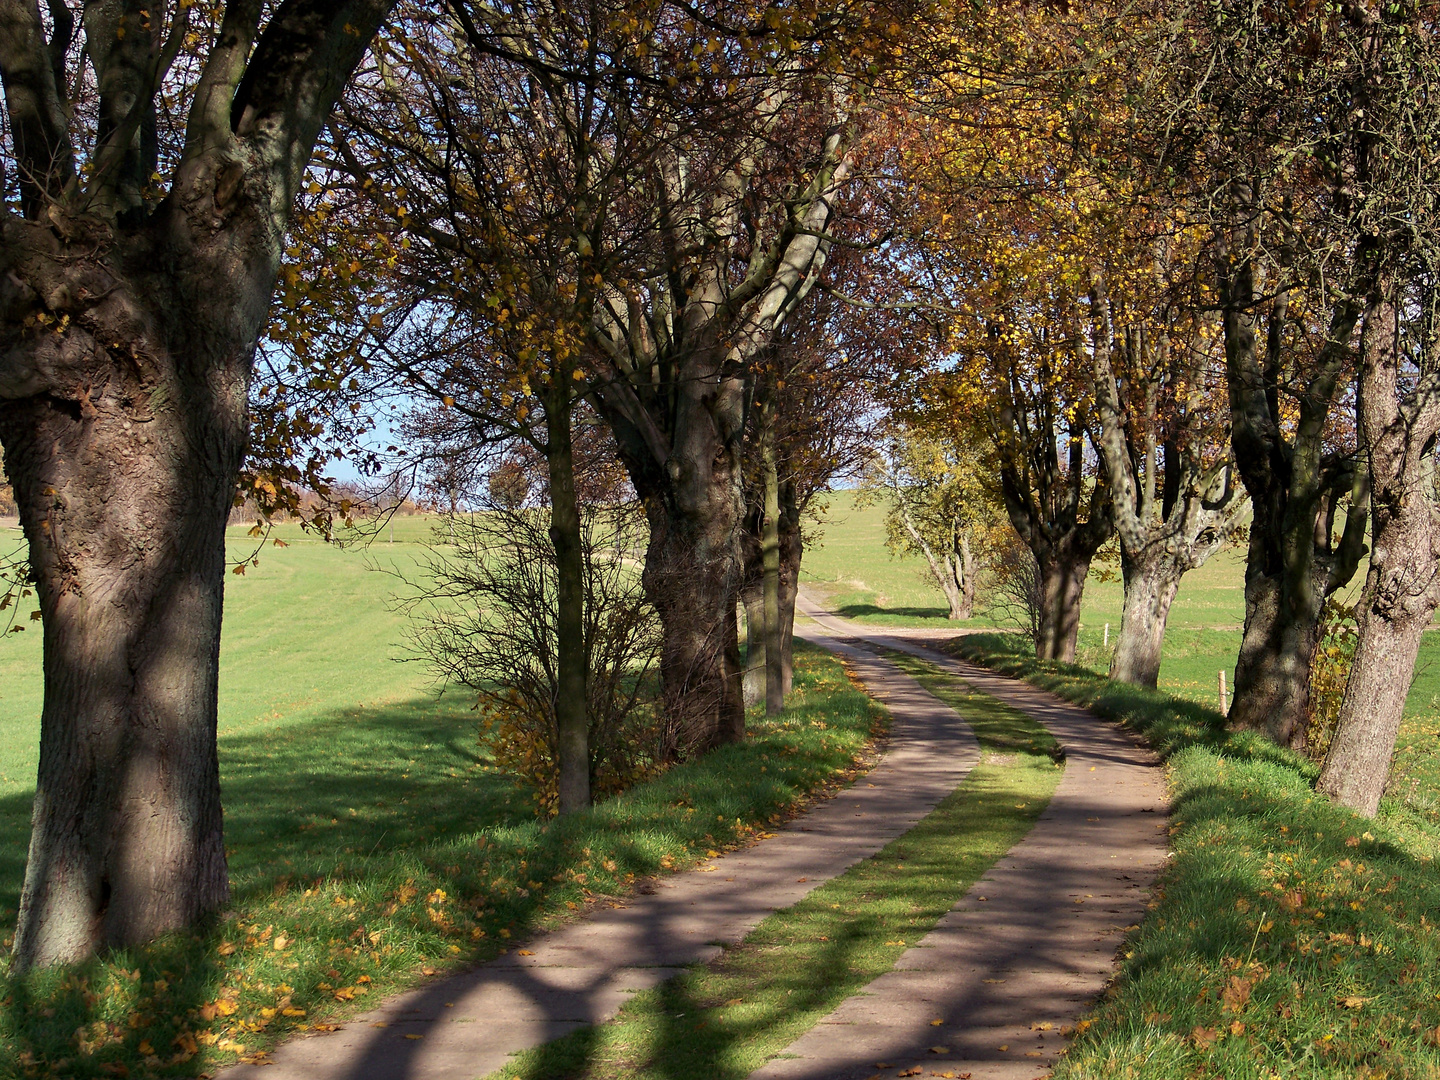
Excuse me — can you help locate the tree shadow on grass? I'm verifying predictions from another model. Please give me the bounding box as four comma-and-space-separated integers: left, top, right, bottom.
834, 603, 954, 622
0, 656, 873, 1078
0, 692, 539, 1078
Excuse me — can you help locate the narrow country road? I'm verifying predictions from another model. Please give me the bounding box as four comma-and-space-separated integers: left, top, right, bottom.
223, 597, 1167, 1080
223, 628, 982, 1080
752, 594, 1169, 1079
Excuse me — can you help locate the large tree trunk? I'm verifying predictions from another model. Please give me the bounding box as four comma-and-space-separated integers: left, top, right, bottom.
1317, 293, 1440, 816
1, 325, 241, 969
641, 471, 746, 757
0, 0, 394, 967
1227, 546, 1323, 747
1034, 544, 1091, 663
545, 383, 590, 814
1088, 275, 1247, 690
1109, 553, 1183, 688
1218, 249, 1366, 747
1316, 575, 1428, 815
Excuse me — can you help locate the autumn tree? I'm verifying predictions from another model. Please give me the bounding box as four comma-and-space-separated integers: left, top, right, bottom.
311, 0, 674, 807
1089, 265, 1248, 688
0, 0, 394, 967
1131, 1, 1380, 747
1304, 7, 1440, 816
896, 5, 1151, 663
917, 216, 1114, 663
862, 421, 1003, 620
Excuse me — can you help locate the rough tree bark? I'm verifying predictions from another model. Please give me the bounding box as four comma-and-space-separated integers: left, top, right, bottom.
1090, 282, 1247, 688
760, 420, 783, 715
1318, 291, 1440, 815
0, 0, 395, 968
1219, 255, 1367, 747
1032, 535, 1099, 662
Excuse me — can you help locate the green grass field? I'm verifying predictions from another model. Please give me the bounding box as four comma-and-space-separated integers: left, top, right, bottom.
0, 507, 907, 1076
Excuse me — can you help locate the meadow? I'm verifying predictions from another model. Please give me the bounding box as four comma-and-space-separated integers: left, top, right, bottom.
0, 514, 907, 1076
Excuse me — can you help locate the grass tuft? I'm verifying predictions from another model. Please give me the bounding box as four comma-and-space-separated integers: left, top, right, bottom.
949, 633, 1440, 1080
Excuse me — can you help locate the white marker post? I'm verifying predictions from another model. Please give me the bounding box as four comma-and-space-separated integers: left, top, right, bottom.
1104, 623, 1109, 647
1218, 670, 1228, 715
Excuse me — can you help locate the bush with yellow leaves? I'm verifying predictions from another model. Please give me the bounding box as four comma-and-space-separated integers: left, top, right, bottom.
1305, 598, 1358, 761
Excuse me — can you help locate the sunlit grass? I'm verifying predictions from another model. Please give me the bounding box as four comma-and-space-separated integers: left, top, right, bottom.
0, 643, 891, 1077
950, 634, 1440, 1080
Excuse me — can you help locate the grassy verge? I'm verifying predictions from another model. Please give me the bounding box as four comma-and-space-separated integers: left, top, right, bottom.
0, 642, 888, 1079
489, 651, 1063, 1080
947, 633, 1440, 1080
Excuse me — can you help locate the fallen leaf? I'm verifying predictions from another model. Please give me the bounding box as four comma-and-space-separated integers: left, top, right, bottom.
1339, 995, 1369, 1009
517, 950, 535, 956
1191, 1025, 1219, 1048
929, 1046, 951, 1054
930, 1018, 944, 1026
1222, 975, 1253, 1013
404, 1033, 424, 1040
273, 933, 289, 950
1229, 1020, 1246, 1035
996, 1044, 1009, 1052
217, 942, 236, 956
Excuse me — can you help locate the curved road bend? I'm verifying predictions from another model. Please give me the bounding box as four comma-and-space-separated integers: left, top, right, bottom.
746, 595, 1169, 1080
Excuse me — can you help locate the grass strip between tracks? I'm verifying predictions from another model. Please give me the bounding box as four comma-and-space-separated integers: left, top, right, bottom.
488, 651, 1063, 1080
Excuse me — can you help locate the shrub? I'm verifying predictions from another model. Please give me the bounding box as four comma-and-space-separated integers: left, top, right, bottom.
404, 500, 662, 811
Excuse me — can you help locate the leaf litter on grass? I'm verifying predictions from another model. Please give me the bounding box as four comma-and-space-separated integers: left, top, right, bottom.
950, 632, 1440, 1080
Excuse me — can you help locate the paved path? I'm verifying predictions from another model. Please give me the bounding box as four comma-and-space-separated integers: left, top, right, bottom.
224, 631, 981, 1080
746, 597, 1169, 1080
